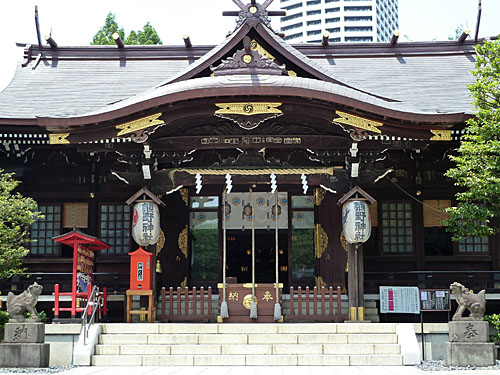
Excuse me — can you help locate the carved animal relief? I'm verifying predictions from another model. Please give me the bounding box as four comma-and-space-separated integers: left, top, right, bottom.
450, 282, 486, 321
7, 282, 43, 323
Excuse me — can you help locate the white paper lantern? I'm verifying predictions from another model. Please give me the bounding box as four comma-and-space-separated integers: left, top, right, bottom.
132, 201, 160, 247
342, 200, 371, 244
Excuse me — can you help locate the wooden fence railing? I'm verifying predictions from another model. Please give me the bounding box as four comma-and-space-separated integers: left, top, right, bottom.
286, 286, 344, 322
159, 286, 216, 322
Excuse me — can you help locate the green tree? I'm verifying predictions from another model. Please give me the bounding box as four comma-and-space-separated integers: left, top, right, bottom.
91, 12, 162, 45
91, 12, 125, 45
0, 171, 39, 279
448, 25, 465, 40
445, 37, 500, 238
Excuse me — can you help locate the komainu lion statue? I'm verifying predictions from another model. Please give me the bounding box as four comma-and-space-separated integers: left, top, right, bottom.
7, 282, 43, 323
450, 282, 486, 321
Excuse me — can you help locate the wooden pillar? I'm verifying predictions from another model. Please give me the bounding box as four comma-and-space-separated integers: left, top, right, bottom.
348, 243, 365, 321
347, 243, 357, 320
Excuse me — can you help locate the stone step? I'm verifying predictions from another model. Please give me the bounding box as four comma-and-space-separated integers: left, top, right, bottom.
98, 332, 397, 345
91, 354, 403, 366
100, 322, 394, 335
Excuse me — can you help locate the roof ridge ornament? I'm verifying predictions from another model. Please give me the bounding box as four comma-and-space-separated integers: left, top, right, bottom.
223, 0, 285, 34
210, 36, 286, 76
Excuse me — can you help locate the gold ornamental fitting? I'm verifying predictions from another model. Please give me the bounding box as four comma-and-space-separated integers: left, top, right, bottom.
243, 294, 257, 309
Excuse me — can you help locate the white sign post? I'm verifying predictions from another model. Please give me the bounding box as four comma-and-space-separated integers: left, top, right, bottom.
379, 286, 420, 314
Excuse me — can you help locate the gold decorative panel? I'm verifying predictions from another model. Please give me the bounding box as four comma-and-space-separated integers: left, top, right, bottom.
250, 39, 275, 60
180, 277, 187, 289
423, 200, 451, 227
49, 133, 70, 145
215, 103, 282, 116
314, 275, 326, 289
430, 130, 452, 141
115, 113, 164, 136
156, 229, 165, 255
314, 187, 326, 206
179, 188, 189, 206
315, 224, 328, 259
178, 225, 188, 259
334, 111, 383, 134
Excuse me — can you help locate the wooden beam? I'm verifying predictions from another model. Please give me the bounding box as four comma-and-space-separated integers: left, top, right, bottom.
113, 32, 125, 48
183, 35, 192, 48
268, 11, 287, 16
322, 31, 330, 46
222, 11, 240, 16
390, 30, 400, 45
458, 29, 470, 43
44, 35, 57, 48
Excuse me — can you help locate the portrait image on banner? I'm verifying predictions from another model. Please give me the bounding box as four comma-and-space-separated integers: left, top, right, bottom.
226, 192, 288, 230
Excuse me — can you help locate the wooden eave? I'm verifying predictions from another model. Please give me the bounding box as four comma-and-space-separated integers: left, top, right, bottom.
53, 230, 110, 250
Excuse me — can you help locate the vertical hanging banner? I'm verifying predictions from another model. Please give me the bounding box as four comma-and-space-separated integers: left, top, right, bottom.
132, 201, 161, 246
226, 192, 288, 229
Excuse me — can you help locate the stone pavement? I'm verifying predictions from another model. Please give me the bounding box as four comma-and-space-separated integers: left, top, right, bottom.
1, 367, 499, 375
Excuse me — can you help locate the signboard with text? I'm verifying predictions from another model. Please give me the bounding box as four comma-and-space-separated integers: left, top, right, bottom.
380, 286, 420, 314
420, 289, 451, 312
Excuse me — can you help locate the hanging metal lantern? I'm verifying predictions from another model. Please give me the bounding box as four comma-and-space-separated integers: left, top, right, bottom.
132, 201, 161, 247
342, 200, 371, 244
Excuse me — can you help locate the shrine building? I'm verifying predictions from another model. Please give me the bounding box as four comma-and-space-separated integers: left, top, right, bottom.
1, 0, 498, 323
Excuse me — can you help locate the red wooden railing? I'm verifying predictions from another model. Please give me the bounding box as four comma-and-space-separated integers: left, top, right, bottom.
53, 283, 108, 319
287, 286, 344, 322
159, 286, 216, 322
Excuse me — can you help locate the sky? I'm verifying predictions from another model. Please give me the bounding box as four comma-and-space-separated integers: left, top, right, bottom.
0, 0, 499, 91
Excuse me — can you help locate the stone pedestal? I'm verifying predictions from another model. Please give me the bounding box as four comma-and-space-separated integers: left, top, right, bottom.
0, 323, 50, 367
445, 321, 496, 367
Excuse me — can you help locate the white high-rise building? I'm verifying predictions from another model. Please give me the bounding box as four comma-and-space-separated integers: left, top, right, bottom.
279, 0, 399, 43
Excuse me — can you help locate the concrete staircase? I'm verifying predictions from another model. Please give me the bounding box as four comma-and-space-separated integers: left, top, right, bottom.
92, 323, 404, 366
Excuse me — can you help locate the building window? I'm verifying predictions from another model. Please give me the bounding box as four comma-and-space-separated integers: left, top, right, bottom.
345, 36, 373, 42
325, 0, 339, 2
345, 6, 373, 11
30, 204, 62, 255
282, 2, 302, 11
307, 19, 321, 26
281, 12, 303, 22
325, 7, 340, 13
381, 202, 413, 253
345, 26, 373, 32
458, 236, 489, 253
282, 22, 303, 32
99, 204, 131, 254
345, 16, 373, 22
307, 0, 321, 5
326, 27, 340, 33
285, 32, 303, 40
306, 9, 321, 16
307, 29, 321, 36
291, 196, 315, 281
326, 17, 340, 23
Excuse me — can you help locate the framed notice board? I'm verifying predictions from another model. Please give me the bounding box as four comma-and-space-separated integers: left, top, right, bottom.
419, 289, 451, 312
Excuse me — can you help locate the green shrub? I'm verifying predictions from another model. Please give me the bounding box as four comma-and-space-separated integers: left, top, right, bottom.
25, 310, 48, 323
0, 310, 9, 342
484, 314, 500, 342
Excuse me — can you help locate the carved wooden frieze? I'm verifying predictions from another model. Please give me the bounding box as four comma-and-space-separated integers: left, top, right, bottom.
115, 113, 165, 143
214, 102, 283, 130
333, 111, 383, 141
49, 133, 70, 145
430, 129, 452, 141
315, 223, 328, 259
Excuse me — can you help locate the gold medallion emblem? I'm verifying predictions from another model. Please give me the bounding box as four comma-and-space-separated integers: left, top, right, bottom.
243, 294, 257, 310
243, 54, 253, 64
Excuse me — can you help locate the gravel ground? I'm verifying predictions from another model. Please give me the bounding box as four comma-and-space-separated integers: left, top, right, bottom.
0, 367, 73, 374
418, 360, 500, 372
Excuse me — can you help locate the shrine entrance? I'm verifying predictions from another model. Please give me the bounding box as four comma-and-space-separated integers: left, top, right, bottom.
222, 191, 289, 288
226, 228, 288, 287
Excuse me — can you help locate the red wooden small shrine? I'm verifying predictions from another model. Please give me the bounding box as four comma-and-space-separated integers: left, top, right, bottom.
129, 247, 153, 291
52, 230, 110, 319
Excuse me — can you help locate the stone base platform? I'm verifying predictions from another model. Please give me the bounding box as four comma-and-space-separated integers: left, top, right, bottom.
0, 343, 50, 367
445, 342, 497, 367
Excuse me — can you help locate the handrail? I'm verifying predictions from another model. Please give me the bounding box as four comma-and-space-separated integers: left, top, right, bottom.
81, 285, 101, 345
